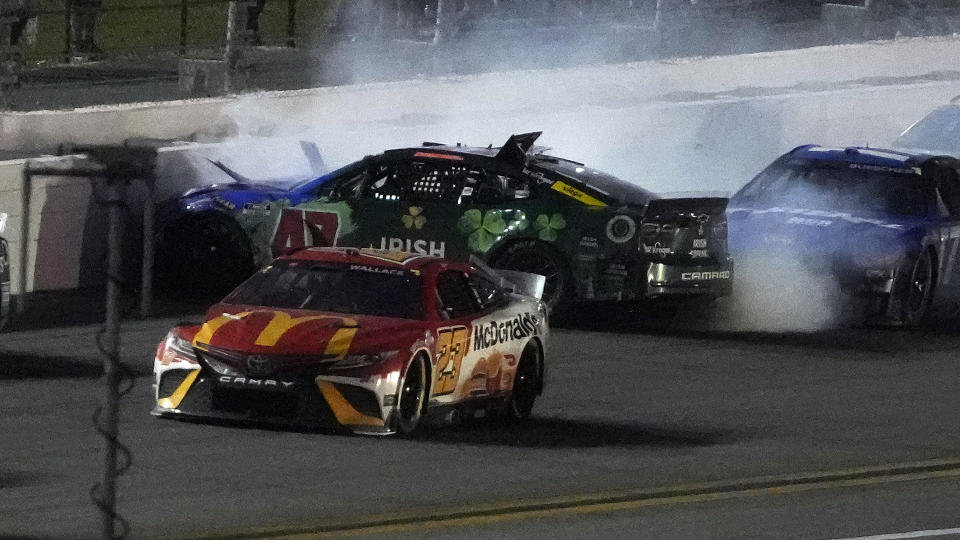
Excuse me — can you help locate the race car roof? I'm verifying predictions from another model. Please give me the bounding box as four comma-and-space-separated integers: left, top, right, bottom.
384, 132, 544, 167
281, 247, 442, 270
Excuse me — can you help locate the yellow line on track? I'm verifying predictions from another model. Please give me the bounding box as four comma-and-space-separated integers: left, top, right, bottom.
192, 457, 960, 540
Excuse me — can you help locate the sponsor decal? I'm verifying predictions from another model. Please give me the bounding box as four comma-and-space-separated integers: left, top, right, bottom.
848, 163, 919, 175
193, 311, 358, 358
535, 213, 566, 242
681, 271, 731, 281
550, 181, 607, 207
693, 238, 708, 249
219, 375, 294, 389
473, 312, 541, 352
377, 237, 446, 257
787, 216, 833, 227
643, 242, 672, 256
579, 236, 599, 249
728, 207, 905, 230
461, 351, 516, 398
270, 208, 341, 257
689, 249, 710, 259
606, 215, 636, 244
604, 263, 628, 277
349, 263, 406, 276
458, 209, 528, 253
402, 206, 427, 230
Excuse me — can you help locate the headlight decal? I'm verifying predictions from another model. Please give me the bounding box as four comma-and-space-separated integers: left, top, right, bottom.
157, 370, 200, 410
316, 381, 385, 427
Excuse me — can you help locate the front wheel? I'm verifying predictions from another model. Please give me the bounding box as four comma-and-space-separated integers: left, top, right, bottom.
900, 249, 934, 326
158, 213, 255, 298
396, 356, 427, 434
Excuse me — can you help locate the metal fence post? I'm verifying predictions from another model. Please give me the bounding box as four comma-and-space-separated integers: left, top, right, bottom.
99, 177, 124, 540
139, 178, 154, 318
287, 0, 297, 47
17, 166, 30, 314
224, 0, 240, 93
179, 0, 189, 55
64, 0, 73, 61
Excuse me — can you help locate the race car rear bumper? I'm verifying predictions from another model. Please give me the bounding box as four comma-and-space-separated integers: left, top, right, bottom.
644, 260, 734, 298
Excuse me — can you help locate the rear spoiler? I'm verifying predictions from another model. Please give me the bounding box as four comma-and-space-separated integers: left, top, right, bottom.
495, 131, 542, 166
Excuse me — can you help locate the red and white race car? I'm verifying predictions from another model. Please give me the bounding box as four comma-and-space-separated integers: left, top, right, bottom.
152, 247, 548, 434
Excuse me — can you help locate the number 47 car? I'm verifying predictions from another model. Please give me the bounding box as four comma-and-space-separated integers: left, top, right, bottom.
152, 247, 549, 434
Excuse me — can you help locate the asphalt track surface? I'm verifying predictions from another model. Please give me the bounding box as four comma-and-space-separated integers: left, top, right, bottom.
1, 321, 959, 539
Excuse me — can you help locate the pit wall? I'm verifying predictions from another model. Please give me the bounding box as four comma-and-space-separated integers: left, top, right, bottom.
3, 36, 960, 295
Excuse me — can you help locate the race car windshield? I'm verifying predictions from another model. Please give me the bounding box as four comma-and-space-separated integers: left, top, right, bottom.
895, 106, 960, 156
223, 261, 424, 319
738, 161, 930, 217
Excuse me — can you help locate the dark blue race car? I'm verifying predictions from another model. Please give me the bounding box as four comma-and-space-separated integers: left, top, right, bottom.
728, 145, 960, 325
155, 159, 341, 293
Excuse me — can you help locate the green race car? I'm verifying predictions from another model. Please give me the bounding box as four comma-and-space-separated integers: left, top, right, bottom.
166, 132, 733, 310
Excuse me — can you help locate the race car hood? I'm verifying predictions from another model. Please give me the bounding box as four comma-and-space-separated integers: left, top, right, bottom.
191, 306, 425, 373
726, 205, 926, 266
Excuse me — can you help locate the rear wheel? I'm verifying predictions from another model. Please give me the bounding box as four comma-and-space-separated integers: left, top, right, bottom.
396, 356, 427, 434
505, 341, 542, 421
491, 241, 570, 311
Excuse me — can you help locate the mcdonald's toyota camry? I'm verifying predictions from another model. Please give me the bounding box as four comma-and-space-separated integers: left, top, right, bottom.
158, 132, 733, 311
728, 145, 960, 325
152, 247, 549, 434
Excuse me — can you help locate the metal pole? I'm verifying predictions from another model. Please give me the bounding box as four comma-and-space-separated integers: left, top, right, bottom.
139, 179, 154, 318
99, 178, 123, 540
17, 167, 30, 314
287, 0, 297, 47
64, 0, 73, 61
433, 0, 446, 44
224, 0, 240, 93
179, 0, 189, 55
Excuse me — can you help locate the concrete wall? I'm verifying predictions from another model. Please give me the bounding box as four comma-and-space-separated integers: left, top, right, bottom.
3, 36, 960, 296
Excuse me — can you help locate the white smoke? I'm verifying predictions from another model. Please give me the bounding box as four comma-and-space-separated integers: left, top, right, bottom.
717, 253, 845, 332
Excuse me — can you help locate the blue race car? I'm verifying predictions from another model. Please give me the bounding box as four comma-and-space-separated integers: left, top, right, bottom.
155, 158, 343, 294
728, 145, 960, 325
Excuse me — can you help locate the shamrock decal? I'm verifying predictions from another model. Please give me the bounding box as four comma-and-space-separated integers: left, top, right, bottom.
534, 213, 566, 241
402, 206, 426, 230
458, 209, 506, 253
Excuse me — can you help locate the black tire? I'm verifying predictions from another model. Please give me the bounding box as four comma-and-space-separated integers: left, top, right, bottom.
491, 240, 571, 311
901, 249, 935, 326
396, 356, 427, 434
158, 213, 255, 297
505, 341, 542, 421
